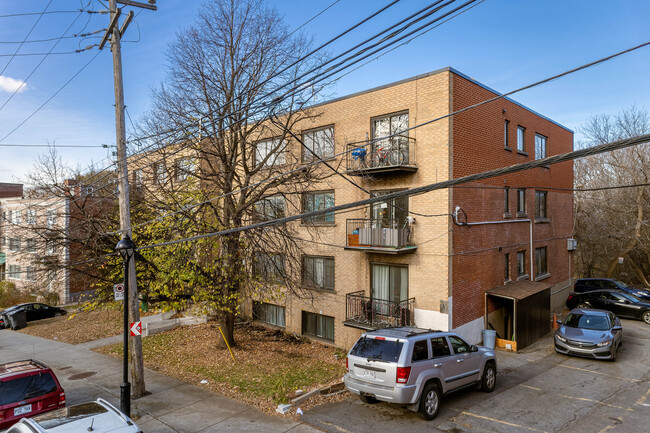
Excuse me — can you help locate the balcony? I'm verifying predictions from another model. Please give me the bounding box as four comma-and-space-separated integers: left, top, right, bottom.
345, 219, 417, 254
344, 291, 415, 330
346, 136, 417, 175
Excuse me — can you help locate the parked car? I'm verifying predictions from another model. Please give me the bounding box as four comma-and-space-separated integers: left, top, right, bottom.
566, 289, 650, 324
554, 308, 623, 360
6, 398, 142, 433
343, 327, 497, 420
0, 360, 66, 429
574, 278, 650, 301
0, 303, 67, 328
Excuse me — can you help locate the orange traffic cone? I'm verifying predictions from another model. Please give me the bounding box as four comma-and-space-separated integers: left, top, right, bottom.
552, 313, 559, 330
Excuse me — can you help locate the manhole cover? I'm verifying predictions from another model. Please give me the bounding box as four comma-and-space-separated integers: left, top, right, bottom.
68, 371, 97, 380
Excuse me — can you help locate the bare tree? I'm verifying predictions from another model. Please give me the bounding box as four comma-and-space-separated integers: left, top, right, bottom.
133, 0, 333, 347
575, 106, 650, 285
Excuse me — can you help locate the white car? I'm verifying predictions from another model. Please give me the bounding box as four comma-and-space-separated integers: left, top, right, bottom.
6, 398, 142, 433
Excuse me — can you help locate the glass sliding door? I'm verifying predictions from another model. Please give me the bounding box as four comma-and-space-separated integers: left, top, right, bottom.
371, 264, 408, 318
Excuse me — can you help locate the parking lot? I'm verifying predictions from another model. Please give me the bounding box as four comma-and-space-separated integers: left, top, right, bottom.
303, 319, 650, 433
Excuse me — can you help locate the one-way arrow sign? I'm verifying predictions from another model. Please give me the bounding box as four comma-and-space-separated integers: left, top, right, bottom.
130, 321, 142, 336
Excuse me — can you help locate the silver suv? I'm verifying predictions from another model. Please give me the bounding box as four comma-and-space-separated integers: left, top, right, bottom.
344, 327, 497, 420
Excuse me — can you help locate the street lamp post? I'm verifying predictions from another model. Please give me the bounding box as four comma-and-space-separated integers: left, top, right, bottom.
116, 234, 136, 417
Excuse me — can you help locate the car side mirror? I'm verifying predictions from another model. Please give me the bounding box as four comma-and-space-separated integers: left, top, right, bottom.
470, 345, 479, 352
612, 326, 622, 332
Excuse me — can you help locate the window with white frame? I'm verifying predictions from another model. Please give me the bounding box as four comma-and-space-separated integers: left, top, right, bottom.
154, 163, 167, 185
175, 157, 196, 181
253, 302, 286, 327
302, 256, 335, 290
9, 238, 20, 252
535, 133, 547, 160
253, 195, 285, 221
372, 112, 409, 160
302, 311, 334, 341
46, 210, 56, 229
26, 209, 36, 225
517, 126, 526, 152
255, 138, 286, 167
26, 238, 36, 253
302, 191, 335, 223
10, 210, 21, 225
8, 265, 21, 280
133, 169, 144, 187
302, 126, 334, 163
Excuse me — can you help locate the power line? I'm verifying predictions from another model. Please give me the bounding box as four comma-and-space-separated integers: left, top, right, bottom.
0, 46, 97, 57
0, 10, 104, 18
134, 133, 650, 252
0, 144, 108, 148
0, 29, 105, 44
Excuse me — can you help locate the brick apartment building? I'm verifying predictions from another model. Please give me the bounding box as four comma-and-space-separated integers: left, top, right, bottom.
0, 181, 105, 304
132, 67, 574, 349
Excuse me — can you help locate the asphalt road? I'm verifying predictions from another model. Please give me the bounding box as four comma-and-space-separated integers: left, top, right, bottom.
303, 319, 650, 433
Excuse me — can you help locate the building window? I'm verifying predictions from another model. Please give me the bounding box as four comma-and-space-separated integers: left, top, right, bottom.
253, 252, 285, 281
10, 210, 21, 225
9, 238, 20, 252
255, 138, 286, 167
372, 112, 409, 161
302, 311, 334, 342
517, 251, 527, 277
46, 210, 56, 229
535, 191, 548, 219
26, 209, 36, 225
175, 157, 196, 181
517, 189, 526, 214
302, 256, 334, 290
535, 133, 547, 160
535, 247, 548, 277
302, 126, 334, 163
372, 263, 408, 304
504, 120, 510, 149
8, 265, 21, 280
46, 239, 56, 255
370, 190, 408, 225
253, 302, 285, 327
154, 163, 167, 185
26, 266, 36, 282
253, 195, 286, 221
26, 238, 36, 253
504, 253, 510, 282
504, 187, 510, 214
133, 169, 144, 187
302, 191, 334, 224
517, 126, 526, 152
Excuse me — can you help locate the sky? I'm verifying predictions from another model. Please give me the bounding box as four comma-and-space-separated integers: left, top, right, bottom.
0, 0, 648, 185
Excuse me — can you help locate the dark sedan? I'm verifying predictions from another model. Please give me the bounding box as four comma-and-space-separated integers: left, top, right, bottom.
554, 308, 622, 360
574, 278, 650, 301
566, 289, 650, 324
0, 302, 67, 328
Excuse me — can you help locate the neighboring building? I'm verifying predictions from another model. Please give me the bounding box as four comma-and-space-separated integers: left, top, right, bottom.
133, 67, 574, 349
0, 180, 106, 304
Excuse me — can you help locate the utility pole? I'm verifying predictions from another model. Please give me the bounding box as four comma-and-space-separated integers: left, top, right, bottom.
101, 0, 156, 400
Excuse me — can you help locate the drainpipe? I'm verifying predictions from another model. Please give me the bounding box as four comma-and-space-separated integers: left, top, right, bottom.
453, 206, 534, 281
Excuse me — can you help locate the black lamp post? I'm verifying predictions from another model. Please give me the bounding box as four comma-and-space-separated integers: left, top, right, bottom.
115, 234, 135, 417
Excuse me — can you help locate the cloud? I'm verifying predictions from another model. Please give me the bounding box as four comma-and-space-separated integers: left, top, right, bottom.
0, 75, 27, 93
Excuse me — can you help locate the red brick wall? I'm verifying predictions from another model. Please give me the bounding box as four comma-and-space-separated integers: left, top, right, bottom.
450, 73, 574, 328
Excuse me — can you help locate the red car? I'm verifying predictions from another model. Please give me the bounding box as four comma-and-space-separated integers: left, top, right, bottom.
0, 360, 66, 429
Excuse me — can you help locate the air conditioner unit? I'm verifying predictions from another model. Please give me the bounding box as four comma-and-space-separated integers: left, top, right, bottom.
567, 239, 577, 251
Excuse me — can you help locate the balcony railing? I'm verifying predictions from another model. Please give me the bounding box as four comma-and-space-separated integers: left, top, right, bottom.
345, 218, 416, 253
345, 290, 415, 329
346, 136, 416, 175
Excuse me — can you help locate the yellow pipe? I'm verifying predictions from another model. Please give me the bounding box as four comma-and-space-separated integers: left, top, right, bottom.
218, 326, 235, 361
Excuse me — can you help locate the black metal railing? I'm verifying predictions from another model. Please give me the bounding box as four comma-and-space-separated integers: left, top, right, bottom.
346, 290, 415, 328
346, 218, 413, 249
346, 136, 416, 172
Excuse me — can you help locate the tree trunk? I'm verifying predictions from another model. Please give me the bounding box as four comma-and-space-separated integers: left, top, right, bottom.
218, 311, 236, 349
606, 188, 644, 277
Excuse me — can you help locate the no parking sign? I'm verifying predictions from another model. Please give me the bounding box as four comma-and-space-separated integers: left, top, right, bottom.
113, 283, 124, 301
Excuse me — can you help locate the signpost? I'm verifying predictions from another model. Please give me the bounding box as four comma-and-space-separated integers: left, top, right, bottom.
130, 321, 142, 337
113, 283, 124, 301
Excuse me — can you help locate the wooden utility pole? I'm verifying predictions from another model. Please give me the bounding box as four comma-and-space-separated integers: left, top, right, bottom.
102, 0, 156, 399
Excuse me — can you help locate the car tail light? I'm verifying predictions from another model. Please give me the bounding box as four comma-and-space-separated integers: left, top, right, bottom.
346, 357, 349, 372
59, 392, 66, 406
396, 367, 411, 384
374, 337, 386, 340
567, 295, 573, 302
0, 409, 5, 421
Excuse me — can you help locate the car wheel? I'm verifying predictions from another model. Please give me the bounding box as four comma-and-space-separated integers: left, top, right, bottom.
54, 312, 63, 317
576, 303, 590, 309
643, 311, 650, 325
481, 362, 497, 392
359, 394, 379, 404
418, 382, 441, 420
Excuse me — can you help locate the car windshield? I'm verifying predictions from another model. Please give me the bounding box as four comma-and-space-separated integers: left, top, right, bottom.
349, 336, 403, 363
564, 313, 610, 330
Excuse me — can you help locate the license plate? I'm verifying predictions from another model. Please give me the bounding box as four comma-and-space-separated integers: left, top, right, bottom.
362, 369, 376, 379
14, 404, 32, 416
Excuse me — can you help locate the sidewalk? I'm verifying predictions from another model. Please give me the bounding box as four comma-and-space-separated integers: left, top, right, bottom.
0, 329, 321, 433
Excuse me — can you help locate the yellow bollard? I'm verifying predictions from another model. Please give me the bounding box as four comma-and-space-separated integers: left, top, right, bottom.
218, 326, 236, 361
